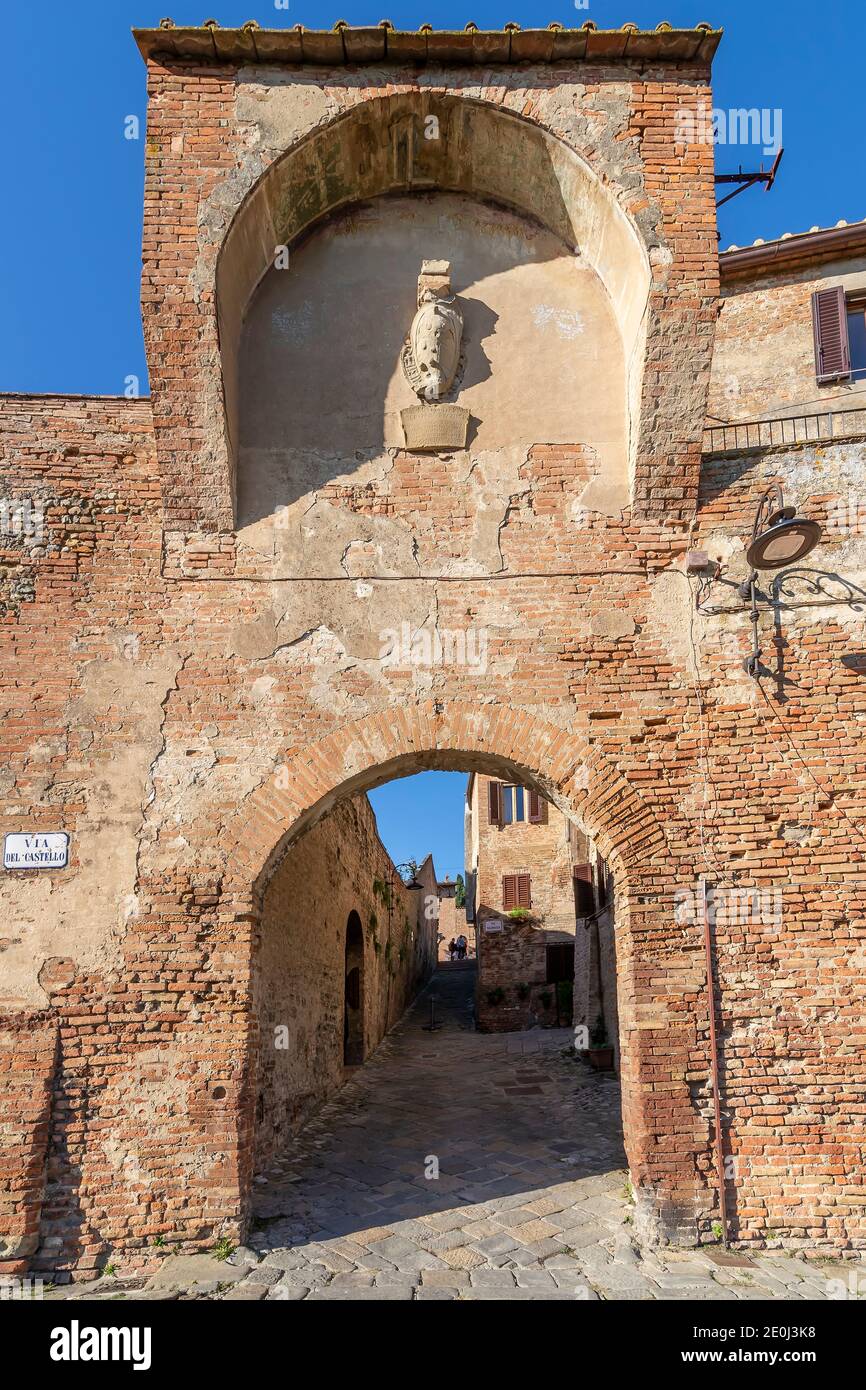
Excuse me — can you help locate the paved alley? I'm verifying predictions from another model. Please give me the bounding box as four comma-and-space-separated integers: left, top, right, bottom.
242, 961, 629, 1299
47, 965, 860, 1302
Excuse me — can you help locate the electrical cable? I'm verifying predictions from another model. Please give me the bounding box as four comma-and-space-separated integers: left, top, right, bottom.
752, 675, 866, 858
681, 569, 741, 892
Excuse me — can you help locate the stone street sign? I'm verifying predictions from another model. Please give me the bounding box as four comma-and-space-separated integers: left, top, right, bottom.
483, 918, 503, 933
3, 832, 69, 870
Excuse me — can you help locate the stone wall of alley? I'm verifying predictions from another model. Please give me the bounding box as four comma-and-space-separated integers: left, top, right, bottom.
254, 794, 437, 1171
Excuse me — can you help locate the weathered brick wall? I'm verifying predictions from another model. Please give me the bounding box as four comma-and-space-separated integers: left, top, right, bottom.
470, 774, 578, 1032
0, 1015, 57, 1273
254, 794, 437, 1171
686, 440, 866, 1249
0, 394, 163, 1015
4, 390, 864, 1263
710, 257, 866, 422
0, 48, 863, 1275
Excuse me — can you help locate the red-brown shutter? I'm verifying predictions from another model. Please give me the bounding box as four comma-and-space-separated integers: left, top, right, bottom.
488, 780, 502, 825
812, 287, 851, 383
573, 863, 594, 915
503, 874, 531, 909
528, 790, 542, 823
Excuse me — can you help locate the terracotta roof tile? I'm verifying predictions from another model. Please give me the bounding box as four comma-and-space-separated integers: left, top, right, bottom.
134, 21, 722, 66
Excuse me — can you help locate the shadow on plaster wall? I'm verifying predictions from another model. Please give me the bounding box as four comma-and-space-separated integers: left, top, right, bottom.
234, 191, 626, 531
703, 567, 866, 694
766, 569, 866, 699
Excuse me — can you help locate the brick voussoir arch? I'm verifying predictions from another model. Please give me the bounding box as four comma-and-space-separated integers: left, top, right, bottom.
227, 702, 670, 897
226, 701, 706, 1246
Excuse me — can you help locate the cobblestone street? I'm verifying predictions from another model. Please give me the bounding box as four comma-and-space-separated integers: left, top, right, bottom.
49, 966, 859, 1303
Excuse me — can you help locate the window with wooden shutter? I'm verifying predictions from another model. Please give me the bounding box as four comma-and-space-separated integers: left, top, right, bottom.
812, 287, 851, 383
488, 780, 502, 825
573, 862, 595, 915
502, 873, 531, 910
528, 790, 543, 823
848, 299, 866, 380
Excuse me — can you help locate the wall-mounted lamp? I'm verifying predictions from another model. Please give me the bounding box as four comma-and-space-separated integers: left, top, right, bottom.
394, 860, 424, 890
739, 484, 822, 677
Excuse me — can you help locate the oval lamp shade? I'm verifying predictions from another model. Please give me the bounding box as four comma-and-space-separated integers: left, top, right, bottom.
746, 517, 822, 571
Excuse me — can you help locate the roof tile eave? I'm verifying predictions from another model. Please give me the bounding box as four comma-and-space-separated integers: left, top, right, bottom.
720, 219, 866, 283
131, 23, 723, 67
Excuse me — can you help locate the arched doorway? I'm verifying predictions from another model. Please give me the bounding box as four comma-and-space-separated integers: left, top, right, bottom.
225, 701, 714, 1250
343, 910, 364, 1066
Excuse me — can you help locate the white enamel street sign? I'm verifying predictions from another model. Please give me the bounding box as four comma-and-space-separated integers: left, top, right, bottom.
3, 832, 69, 870
483, 918, 503, 933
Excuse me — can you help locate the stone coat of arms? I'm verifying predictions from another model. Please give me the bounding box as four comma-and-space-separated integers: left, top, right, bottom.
401, 260, 464, 403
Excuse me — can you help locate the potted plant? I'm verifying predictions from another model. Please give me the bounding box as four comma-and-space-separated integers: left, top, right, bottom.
588, 1012, 614, 1070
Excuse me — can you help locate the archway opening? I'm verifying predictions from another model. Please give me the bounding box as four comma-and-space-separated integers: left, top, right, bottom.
343, 910, 365, 1067
224, 702, 713, 1253
246, 755, 636, 1272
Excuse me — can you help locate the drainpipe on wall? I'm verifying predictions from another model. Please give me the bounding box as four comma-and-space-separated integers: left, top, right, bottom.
699, 877, 729, 1247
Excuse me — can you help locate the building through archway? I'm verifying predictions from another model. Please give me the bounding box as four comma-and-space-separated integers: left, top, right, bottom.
246, 755, 621, 1189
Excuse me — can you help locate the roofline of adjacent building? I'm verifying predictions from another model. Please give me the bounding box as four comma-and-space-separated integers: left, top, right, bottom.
133, 21, 722, 68
719, 220, 866, 284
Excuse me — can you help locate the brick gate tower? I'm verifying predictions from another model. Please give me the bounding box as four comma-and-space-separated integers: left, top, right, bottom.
1, 21, 864, 1277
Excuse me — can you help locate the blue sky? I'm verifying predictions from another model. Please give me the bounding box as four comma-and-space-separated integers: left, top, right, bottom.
1, 1, 862, 872
1, 1, 863, 395
368, 771, 468, 881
